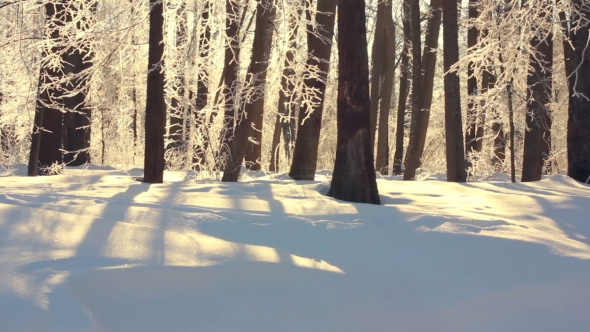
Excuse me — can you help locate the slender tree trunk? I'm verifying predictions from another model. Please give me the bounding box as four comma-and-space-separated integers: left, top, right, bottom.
464, 0, 483, 175
375, 0, 395, 175
289, 0, 337, 180
567, 0, 590, 183
403, 0, 442, 180
243, 0, 277, 171
392, 0, 411, 175
270, 10, 299, 172
402, 0, 423, 180
369, 1, 385, 150
442, 0, 466, 182
28, 73, 46, 176
327, 0, 380, 205
223, 0, 276, 181
522, 5, 553, 182
193, 3, 211, 170
507, 79, 516, 183
143, 0, 166, 183
167, 4, 189, 156
217, 0, 242, 171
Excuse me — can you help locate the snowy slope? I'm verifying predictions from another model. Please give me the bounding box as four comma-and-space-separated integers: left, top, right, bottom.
1, 165, 589, 332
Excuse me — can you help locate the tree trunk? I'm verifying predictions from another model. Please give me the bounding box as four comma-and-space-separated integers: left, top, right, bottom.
521, 5, 553, 182
369, 1, 385, 151
464, 0, 483, 174
270, 9, 300, 172
567, 0, 590, 183
28, 76, 45, 176
403, 0, 442, 180
243, 0, 277, 171
62, 1, 95, 166
327, 0, 380, 205
217, 0, 243, 170
223, 0, 276, 181
392, 0, 411, 175
143, 0, 166, 183
289, 0, 337, 180
375, 1, 395, 175
35, 2, 70, 174
442, 0, 466, 182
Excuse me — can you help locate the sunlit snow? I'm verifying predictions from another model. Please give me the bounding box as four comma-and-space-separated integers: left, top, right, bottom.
1, 165, 589, 331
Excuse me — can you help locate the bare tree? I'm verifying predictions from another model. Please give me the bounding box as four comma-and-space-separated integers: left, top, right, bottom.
243, 0, 277, 171
403, 0, 442, 180
521, 0, 553, 182
372, 0, 396, 175
223, 0, 276, 181
143, 0, 166, 183
327, 0, 380, 204
442, 0, 466, 182
289, 0, 337, 180
392, 0, 411, 175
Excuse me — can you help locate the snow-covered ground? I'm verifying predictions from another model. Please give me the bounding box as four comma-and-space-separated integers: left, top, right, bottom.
1, 165, 589, 332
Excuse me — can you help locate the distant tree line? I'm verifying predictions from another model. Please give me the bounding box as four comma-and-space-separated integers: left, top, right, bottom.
0, 0, 589, 205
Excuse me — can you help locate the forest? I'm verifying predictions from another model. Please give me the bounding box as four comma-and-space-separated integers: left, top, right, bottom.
2, 1, 590, 330
0, 0, 589, 204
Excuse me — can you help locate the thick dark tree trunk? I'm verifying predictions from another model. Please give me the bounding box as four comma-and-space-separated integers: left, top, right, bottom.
289, 0, 337, 180
403, 0, 442, 180
327, 0, 380, 205
522, 6, 553, 182
270, 10, 299, 172
567, 1, 590, 183
62, 1, 95, 166
442, 0, 466, 182
243, 0, 276, 171
143, 0, 166, 183
374, 0, 395, 175
392, 0, 411, 175
217, 0, 243, 170
223, 0, 276, 181
34, 2, 70, 174
464, 0, 483, 174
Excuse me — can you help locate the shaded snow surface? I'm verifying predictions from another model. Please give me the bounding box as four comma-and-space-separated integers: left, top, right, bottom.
1, 166, 590, 331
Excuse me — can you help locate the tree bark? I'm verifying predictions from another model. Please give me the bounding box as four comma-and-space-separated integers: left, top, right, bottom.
217, 0, 243, 170
442, 0, 466, 182
289, 0, 337, 180
369, 1, 385, 151
392, 0, 411, 175
375, 0, 395, 175
567, 0, 590, 183
223, 0, 276, 181
34, 2, 70, 174
62, 1, 95, 166
327, 0, 380, 205
403, 0, 442, 180
243, 0, 276, 171
143, 0, 166, 183
521, 5, 553, 182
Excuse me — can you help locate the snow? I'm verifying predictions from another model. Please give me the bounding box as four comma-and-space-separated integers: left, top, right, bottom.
1, 165, 589, 332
